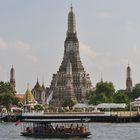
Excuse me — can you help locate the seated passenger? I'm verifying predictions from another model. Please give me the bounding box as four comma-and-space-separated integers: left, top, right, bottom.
26, 127, 32, 133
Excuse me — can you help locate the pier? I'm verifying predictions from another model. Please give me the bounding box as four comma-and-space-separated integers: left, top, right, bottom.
2, 111, 140, 123
0, 112, 7, 121
17, 112, 140, 123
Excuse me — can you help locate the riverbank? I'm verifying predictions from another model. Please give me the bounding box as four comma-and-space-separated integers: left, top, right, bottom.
2, 111, 140, 123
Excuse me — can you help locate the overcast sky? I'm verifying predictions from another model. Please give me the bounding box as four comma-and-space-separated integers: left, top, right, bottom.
0, 0, 140, 93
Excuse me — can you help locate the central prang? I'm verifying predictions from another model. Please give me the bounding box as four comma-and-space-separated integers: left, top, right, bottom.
49, 5, 93, 107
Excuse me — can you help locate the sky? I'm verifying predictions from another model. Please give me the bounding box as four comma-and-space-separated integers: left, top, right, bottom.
0, 0, 140, 93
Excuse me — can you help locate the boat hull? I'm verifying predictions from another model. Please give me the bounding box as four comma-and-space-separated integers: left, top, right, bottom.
21, 132, 91, 138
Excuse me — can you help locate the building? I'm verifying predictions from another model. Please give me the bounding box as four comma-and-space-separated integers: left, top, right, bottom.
24, 85, 34, 104
49, 5, 93, 106
16, 93, 25, 104
126, 64, 133, 93
10, 65, 16, 92
23, 85, 37, 112
32, 78, 47, 105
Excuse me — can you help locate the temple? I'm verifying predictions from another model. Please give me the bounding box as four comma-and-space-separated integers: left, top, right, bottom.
32, 78, 47, 105
49, 5, 93, 106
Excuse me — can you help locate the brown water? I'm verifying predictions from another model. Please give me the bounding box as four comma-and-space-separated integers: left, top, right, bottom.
0, 122, 140, 140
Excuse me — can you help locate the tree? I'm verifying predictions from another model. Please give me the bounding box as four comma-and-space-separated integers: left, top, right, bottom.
86, 81, 115, 105
96, 81, 115, 96
0, 81, 15, 94
86, 91, 97, 105
97, 93, 108, 103
113, 90, 129, 104
34, 104, 44, 111
0, 81, 19, 111
131, 84, 140, 100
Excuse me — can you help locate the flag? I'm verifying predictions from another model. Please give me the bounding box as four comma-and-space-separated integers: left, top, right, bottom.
15, 119, 21, 126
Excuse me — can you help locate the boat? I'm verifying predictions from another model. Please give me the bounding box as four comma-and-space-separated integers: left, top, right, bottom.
20, 118, 91, 138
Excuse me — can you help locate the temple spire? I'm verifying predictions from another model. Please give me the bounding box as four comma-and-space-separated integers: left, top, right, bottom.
65, 59, 77, 103
127, 64, 131, 78
101, 72, 103, 83
70, 3, 73, 11
37, 76, 39, 84
10, 65, 16, 92
67, 4, 76, 34
34, 76, 41, 89
27, 83, 29, 89
42, 78, 45, 89
126, 64, 133, 93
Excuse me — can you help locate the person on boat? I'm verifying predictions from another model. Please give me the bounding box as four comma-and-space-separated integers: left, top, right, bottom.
75, 124, 79, 132
80, 124, 85, 133
55, 124, 58, 130
26, 127, 32, 133
69, 124, 73, 132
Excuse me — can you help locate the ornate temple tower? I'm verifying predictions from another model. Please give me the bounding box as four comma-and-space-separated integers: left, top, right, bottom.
10, 65, 16, 92
126, 64, 133, 93
49, 5, 92, 105
24, 84, 34, 104
32, 78, 47, 105
64, 59, 77, 103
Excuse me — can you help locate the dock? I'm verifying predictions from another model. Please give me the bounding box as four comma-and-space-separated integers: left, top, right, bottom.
0, 112, 7, 122
2, 111, 140, 123
19, 112, 140, 123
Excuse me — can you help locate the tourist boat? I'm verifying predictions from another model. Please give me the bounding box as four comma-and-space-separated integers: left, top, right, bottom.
20, 118, 91, 138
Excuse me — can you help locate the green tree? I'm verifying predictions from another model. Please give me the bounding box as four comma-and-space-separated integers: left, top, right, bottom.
86, 81, 115, 105
86, 91, 97, 105
0, 81, 19, 111
96, 82, 115, 96
34, 104, 44, 111
0, 81, 15, 94
131, 84, 140, 100
113, 90, 129, 103
97, 93, 108, 103
0, 93, 19, 111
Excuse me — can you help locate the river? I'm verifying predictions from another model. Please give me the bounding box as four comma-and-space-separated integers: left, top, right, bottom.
0, 122, 140, 140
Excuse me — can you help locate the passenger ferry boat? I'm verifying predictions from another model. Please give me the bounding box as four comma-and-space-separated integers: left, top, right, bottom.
21, 118, 91, 138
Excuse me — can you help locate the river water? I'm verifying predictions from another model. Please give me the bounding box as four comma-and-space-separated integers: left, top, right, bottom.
0, 122, 140, 140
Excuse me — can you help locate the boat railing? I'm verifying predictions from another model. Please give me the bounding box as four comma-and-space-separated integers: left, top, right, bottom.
44, 112, 110, 116
21, 111, 110, 117
22, 112, 44, 116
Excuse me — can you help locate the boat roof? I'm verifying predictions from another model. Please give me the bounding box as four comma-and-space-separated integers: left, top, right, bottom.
22, 118, 90, 123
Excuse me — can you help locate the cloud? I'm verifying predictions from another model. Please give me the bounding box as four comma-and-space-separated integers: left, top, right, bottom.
79, 42, 113, 69
79, 41, 121, 70
0, 37, 38, 65
12, 40, 30, 50
79, 42, 96, 60
96, 11, 112, 18
0, 37, 8, 49
0, 37, 31, 50
26, 54, 38, 64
